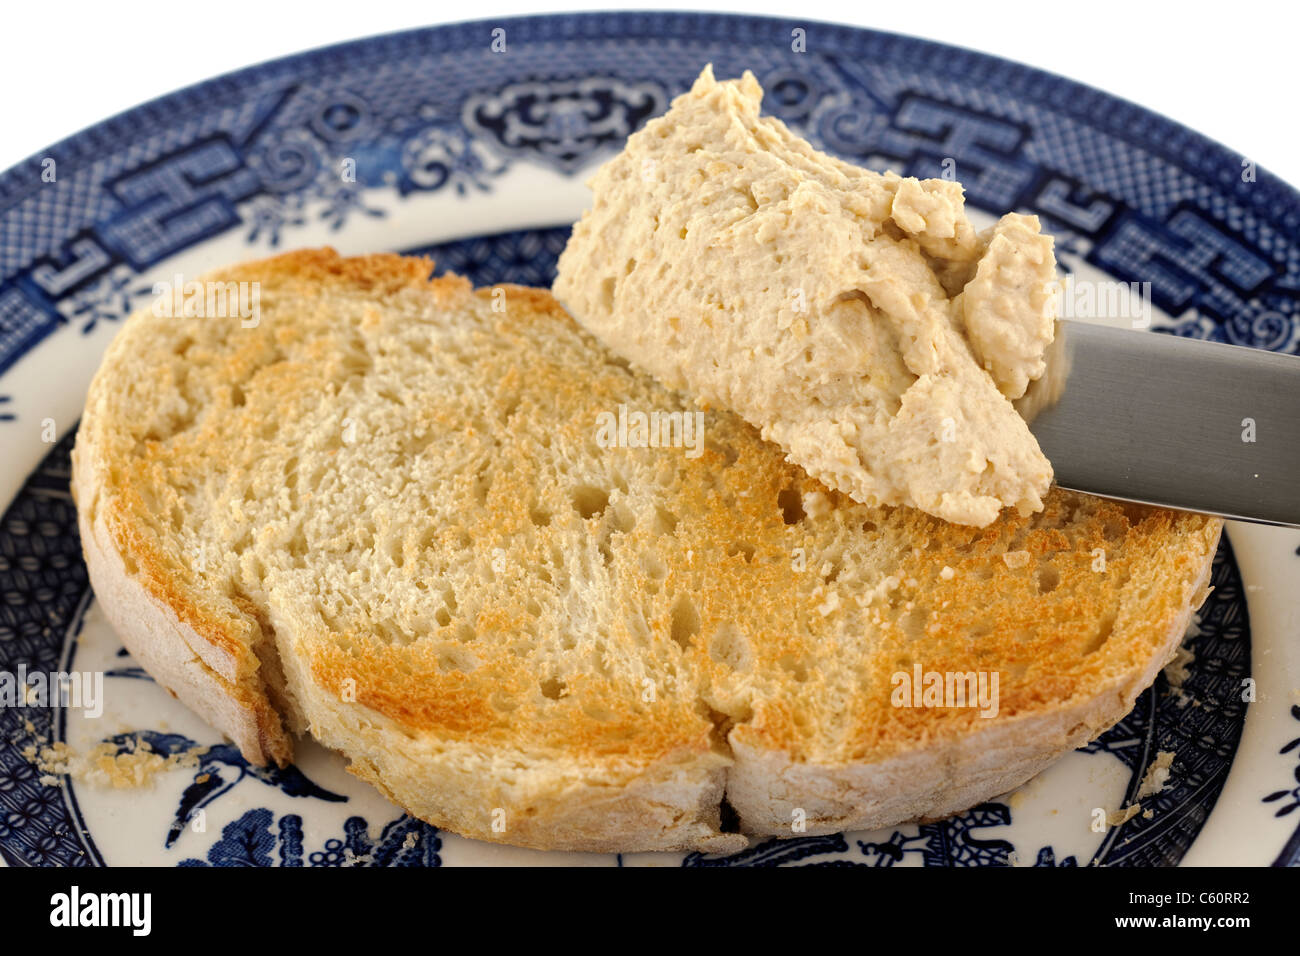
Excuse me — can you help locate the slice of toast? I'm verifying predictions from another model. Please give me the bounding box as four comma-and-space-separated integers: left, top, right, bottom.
72, 249, 1220, 852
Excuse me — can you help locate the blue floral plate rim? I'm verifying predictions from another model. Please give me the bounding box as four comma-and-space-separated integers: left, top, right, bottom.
0, 11, 1296, 867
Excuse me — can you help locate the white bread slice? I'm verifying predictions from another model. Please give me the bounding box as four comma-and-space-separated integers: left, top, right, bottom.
72, 249, 1220, 852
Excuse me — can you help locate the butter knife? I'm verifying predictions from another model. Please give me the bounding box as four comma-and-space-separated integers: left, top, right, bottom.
1019, 321, 1300, 527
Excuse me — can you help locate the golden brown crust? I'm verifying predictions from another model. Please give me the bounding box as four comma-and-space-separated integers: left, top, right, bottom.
72, 459, 294, 766
228, 247, 438, 293
73, 247, 1223, 851
726, 518, 1220, 834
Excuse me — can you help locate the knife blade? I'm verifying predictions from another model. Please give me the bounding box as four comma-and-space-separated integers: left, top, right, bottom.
1018, 321, 1300, 527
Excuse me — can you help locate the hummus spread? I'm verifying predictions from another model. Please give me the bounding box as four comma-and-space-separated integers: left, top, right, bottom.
554, 66, 1056, 526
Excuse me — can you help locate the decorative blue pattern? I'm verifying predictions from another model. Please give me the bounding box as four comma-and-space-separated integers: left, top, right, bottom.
0, 433, 91, 866
1, 14, 1297, 378
77, 731, 349, 849
462, 76, 667, 174
178, 810, 441, 867
408, 226, 571, 287
1079, 541, 1249, 866
1265, 705, 1300, 866
683, 806, 1077, 869
0, 12, 1289, 866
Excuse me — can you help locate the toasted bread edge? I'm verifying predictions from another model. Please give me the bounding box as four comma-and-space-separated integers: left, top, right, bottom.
726, 517, 1221, 836
70, 247, 1226, 853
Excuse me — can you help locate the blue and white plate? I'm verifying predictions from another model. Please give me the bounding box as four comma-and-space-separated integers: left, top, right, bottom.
1, 12, 1298, 867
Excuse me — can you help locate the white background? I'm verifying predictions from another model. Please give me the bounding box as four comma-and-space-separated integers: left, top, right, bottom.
2, 0, 1297, 185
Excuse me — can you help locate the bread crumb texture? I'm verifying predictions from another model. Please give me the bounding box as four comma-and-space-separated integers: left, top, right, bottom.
72, 248, 1221, 851
1107, 803, 1143, 827
23, 739, 205, 789
1136, 750, 1176, 799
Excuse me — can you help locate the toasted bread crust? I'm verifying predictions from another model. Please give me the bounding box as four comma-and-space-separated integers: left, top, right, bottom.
72, 465, 293, 765
726, 520, 1220, 834
73, 248, 1223, 852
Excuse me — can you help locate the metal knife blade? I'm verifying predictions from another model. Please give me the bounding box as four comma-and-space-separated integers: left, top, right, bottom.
1018, 321, 1300, 527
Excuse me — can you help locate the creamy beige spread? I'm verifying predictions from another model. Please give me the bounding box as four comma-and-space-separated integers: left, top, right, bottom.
554, 66, 1057, 526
